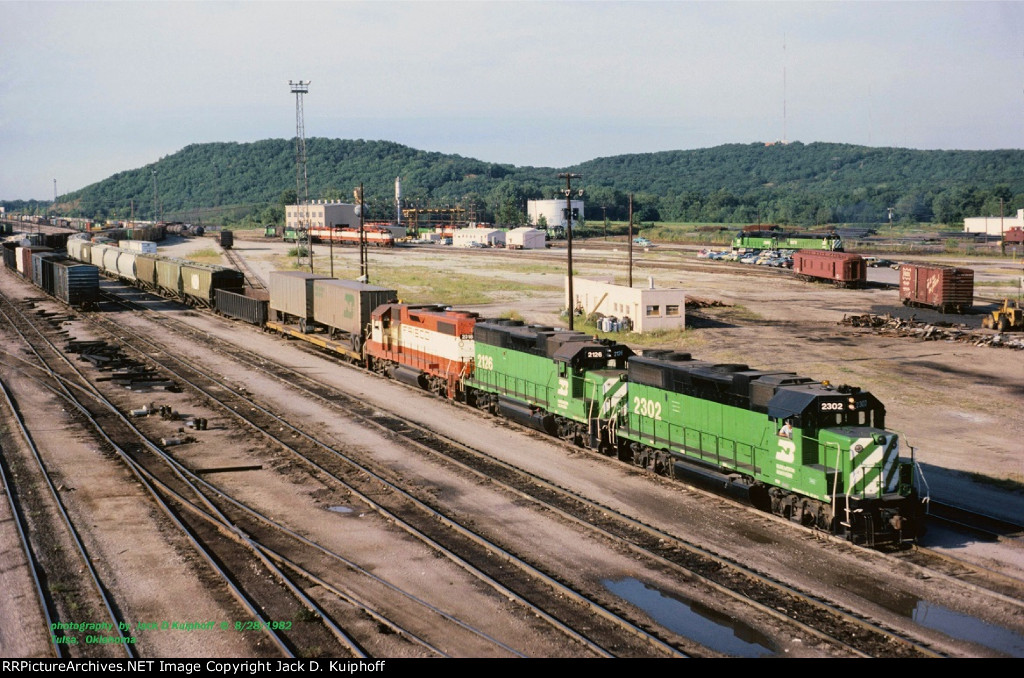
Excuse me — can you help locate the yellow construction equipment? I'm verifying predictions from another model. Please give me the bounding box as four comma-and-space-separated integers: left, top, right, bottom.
981, 299, 1024, 332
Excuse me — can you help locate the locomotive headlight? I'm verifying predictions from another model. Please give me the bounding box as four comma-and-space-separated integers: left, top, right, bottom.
848, 397, 855, 410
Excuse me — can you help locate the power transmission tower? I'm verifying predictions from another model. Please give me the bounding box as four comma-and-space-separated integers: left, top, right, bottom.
290, 80, 312, 271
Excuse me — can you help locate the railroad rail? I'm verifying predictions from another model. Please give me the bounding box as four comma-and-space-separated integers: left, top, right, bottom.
97, 285, 961, 658
92, 290, 681, 657
0, 287, 357, 657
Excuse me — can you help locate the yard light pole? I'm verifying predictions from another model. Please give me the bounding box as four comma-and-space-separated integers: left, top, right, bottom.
559, 173, 582, 330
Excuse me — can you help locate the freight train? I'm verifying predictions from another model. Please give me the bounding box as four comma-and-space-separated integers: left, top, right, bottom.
230, 271, 925, 547
10, 245, 927, 548
65, 237, 243, 306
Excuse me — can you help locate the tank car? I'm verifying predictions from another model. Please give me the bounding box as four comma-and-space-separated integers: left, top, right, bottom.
792, 250, 865, 288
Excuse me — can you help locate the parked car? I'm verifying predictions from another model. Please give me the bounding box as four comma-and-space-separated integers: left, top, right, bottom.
634, 237, 653, 247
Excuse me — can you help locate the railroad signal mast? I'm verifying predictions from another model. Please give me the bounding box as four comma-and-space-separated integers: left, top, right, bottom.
290, 80, 312, 271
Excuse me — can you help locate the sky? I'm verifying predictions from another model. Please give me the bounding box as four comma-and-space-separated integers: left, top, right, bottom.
1, 1, 1022, 200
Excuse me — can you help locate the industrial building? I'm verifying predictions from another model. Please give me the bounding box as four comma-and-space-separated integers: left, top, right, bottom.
285, 201, 359, 230
453, 228, 506, 248
963, 209, 1024, 237
528, 199, 584, 229
568, 277, 685, 333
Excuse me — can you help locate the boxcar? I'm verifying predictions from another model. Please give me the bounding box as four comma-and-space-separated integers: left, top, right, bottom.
899, 263, 973, 314
16, 246, 53, 277
50, 258, 100, 308
792, 250, 865, 288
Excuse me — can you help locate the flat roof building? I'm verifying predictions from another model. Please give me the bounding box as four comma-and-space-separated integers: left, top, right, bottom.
286, 201, 359, 230
568, 276, 685, 333
964, 209, 1024, 237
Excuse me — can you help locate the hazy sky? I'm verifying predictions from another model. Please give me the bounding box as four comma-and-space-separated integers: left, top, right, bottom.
2, 1, 1021, 200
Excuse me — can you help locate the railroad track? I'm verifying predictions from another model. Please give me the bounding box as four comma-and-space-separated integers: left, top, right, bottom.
0, 288, 360, 657
89, 290, 683, 657
220, 242, 267, 290
94, 286, 965, 658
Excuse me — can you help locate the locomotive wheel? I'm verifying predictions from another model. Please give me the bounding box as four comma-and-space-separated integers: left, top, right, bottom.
749, 485, 771, 513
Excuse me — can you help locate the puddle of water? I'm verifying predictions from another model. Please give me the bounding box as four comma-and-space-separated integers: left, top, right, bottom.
913, 600, 1024, 657
604, 577, 777, 657
326, 506, 354, 514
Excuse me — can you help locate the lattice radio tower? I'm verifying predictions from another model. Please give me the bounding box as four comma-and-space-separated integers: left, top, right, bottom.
290, 80, 312, 270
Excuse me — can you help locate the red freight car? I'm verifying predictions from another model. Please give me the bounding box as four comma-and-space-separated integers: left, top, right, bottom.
1003, 227, 1024, 245
899, 263, 973, 314
365, 303, 478, 398
792, 250, 866, 288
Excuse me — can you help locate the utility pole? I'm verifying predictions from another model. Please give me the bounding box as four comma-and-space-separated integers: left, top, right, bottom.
999, 200, 1007, 259
290, 80, 312, 271
628, 194, 634, 287
558, 173, 582, 330
356, 184, 367, 282
152, 170, 159, 225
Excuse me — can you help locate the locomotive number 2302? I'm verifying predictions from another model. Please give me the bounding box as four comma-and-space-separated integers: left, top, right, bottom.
633, 396, 662, 420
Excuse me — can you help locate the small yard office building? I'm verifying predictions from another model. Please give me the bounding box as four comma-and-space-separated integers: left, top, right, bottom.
568, 277, 685, 333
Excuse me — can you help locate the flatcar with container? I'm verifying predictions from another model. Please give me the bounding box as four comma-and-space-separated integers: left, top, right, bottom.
792, 250, 866, 288
898, 263, 974, 314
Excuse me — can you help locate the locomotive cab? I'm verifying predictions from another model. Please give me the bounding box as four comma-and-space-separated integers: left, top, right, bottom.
766, 383, 925, 546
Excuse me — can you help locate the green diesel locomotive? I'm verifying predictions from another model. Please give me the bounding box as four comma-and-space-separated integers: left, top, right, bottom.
466, 320, 924, 547
733, 230, 844, 251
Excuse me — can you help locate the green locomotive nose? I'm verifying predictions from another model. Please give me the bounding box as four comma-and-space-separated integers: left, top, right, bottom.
817, 428, 903, 501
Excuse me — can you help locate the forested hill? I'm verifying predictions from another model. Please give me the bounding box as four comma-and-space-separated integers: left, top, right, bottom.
56, 139, 1024, 227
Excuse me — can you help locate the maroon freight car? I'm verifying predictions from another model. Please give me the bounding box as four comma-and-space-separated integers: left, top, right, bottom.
899, 263, 973, 314
792, 250, 866, 288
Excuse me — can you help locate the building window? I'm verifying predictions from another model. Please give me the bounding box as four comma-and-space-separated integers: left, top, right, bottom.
666, 305, 680, 316
646, 305, 661, 317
